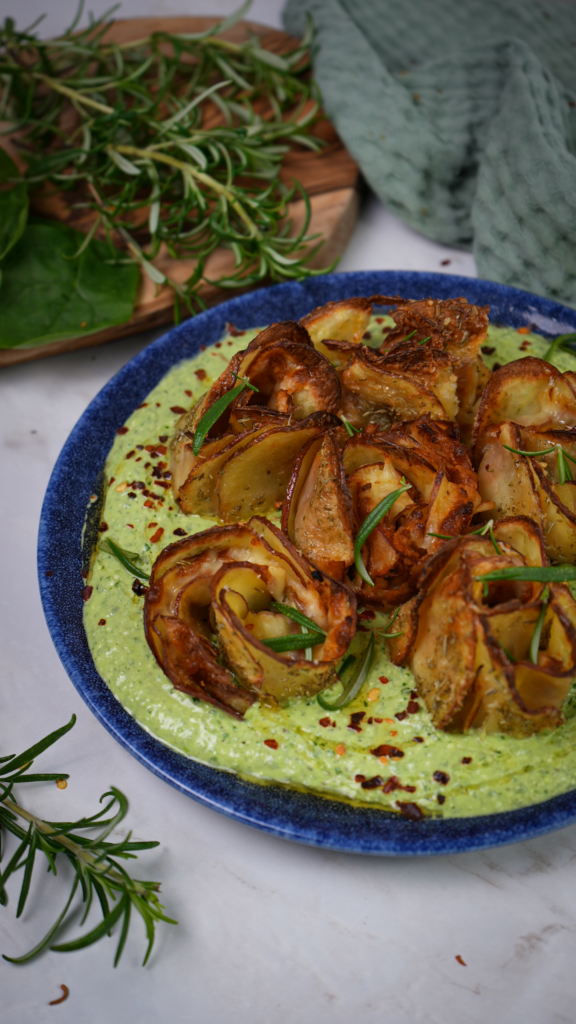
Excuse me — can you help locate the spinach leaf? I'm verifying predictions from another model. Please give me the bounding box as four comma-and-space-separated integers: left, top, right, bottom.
0, 149, 28, 260
0, 222, 139, 349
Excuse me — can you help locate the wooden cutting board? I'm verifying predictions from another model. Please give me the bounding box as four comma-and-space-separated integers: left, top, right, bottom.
0, 17, 358, 368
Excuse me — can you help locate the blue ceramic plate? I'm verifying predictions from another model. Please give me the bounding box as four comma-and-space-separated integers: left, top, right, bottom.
38, 271, 576, 855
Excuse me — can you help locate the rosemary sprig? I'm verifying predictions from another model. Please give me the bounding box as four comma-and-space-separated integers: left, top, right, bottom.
354, 483, 412, 586
0, 2, 328, 320
475, 566, 576, 583
0, 715, 176, 965
99, 536, 150, 580
503, 442, 576, 485
261, 632, 325, 652
192, 376, 258, 455
268, 601, 327, 635
530, 586, 549, 665
316, 632, 375, 711
377, 606, 403, 639
543, 332, 576, 364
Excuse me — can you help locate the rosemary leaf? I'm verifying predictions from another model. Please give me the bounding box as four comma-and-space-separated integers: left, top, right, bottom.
317, 632, 375, 711
354, 484, 412, 586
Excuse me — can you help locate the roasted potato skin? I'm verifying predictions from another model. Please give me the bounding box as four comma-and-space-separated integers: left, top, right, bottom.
144, 517, 356, 715
387, 519, 576, 737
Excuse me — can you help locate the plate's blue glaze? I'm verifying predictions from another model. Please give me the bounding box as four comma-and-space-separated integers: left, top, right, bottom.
38, 271, 576, 855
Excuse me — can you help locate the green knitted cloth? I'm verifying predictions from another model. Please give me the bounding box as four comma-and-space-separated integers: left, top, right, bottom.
284, 0, 576, 306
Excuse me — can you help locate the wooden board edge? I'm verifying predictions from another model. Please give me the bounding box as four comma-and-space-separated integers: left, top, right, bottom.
0, 186, 359, 368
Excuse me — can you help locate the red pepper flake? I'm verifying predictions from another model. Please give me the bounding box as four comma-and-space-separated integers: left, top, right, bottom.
49, 985, 69, 1006
390, 730, 398, 737
358, 609, 375, 620
173, 528, 187, 536
148, 521, 158, 527
264, 739, 278, 750
481, 345, 496, 355
493, 362, 502, 371
413, 736, 424, 743
461, 756, 472, 764
363, 332, 372, 340
274, 500, 283, 509
145, 445, 158, 453
375, 317, 384, 323
433, 770, 450, 785
126, 450, 136, 459
441, 258, 451, 266
136, 403, 149, 409
98, 618, 106, 626
437, 793, 446, 805
226, 322, 245, 337
116, 426, 129, 435
455, 955, 467, 966
361, 775, 384, 789
374, 717, 383, 724
82, 586, 93, 602
410, 689, 419, 699
517, 326, 530, 335
382, 775, 416, 794
319, 717, 331, 728
194, 368, 207, 382
98, 522, 109, 533
396, 801, 423, 821
355, 774, 366, 783
150, 527, 164, 544
407, 700, 420, 714
143, 499, 155, 508
395, 710, 408, 721
126, 524, 134, 529
357, 623, 370, 632
348, 711, 365, 732
367, 716, 373, 725
46, 570, 53, 577
158, 435, 168, 443
200, 345, 206, 352
379, 676, 389, 685
170, 406, 187, 415
132, 578, 148, 597
109, 477, 115, 486
157, 445, 167, 455
371, 743, 404, 759
215, 341, 222, 348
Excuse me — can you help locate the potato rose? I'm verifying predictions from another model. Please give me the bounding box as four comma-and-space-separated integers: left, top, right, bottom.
386, 518, 576, 736
473, 358, 576, 562
144, 516, 356, 717
171, 321, 341, 520
282, 416, 483, 607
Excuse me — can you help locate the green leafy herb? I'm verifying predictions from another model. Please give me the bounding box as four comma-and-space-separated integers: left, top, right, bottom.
0, 223, 139, 349
543, 332, 576, 364
503, 442, 576, 485
418, 335, 431, 345
340, 415, 361, 437
354, 484, 412, 586
378, 606, 403, 639
475, 566, 576, 583
530, 587, 549, 665
99, 537, 150, 581
261, 632, 325, 653
317, 632, 375, 711
192, 377, 258, 455
269, 601, 326, 636
426, 531, 454, 540
0, 2, 328, 336
0, 715, 175, 966
0, 151, 28, 260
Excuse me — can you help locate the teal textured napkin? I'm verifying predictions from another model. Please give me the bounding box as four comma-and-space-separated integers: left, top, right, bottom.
284, 0, 576, 306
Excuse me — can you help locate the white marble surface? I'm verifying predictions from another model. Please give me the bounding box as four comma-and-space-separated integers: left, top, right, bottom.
2, 2, 576, 1021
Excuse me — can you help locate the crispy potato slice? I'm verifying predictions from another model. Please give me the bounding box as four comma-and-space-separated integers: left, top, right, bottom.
233, 338, 341, 421
282, 432, 355, 581
384, 296, 489, 368
215, 413, 341, 522
301, 297, 373, 355
473, 357, 576, 463
476, 421, 543, 524
178, 426, 270, 517
342, 344, 458, 424
386, 525, 576, 736
144, 517, 356, 712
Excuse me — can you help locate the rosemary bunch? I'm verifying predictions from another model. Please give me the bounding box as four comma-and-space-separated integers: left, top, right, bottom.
0, 1, 326, 320
0, 715, 175, 966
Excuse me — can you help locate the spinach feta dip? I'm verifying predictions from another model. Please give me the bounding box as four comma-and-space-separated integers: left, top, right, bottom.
83, 319, 576, 818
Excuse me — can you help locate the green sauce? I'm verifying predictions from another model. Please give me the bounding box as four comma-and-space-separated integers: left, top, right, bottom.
83, 320, 576, 818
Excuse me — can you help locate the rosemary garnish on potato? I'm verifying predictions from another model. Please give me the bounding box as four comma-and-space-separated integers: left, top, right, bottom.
317, 632, 375, 711
0, 716, 175, 965
354, 483, 412, 586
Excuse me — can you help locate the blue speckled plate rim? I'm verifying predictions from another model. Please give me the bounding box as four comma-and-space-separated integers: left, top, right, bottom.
38, 270, 576, 856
